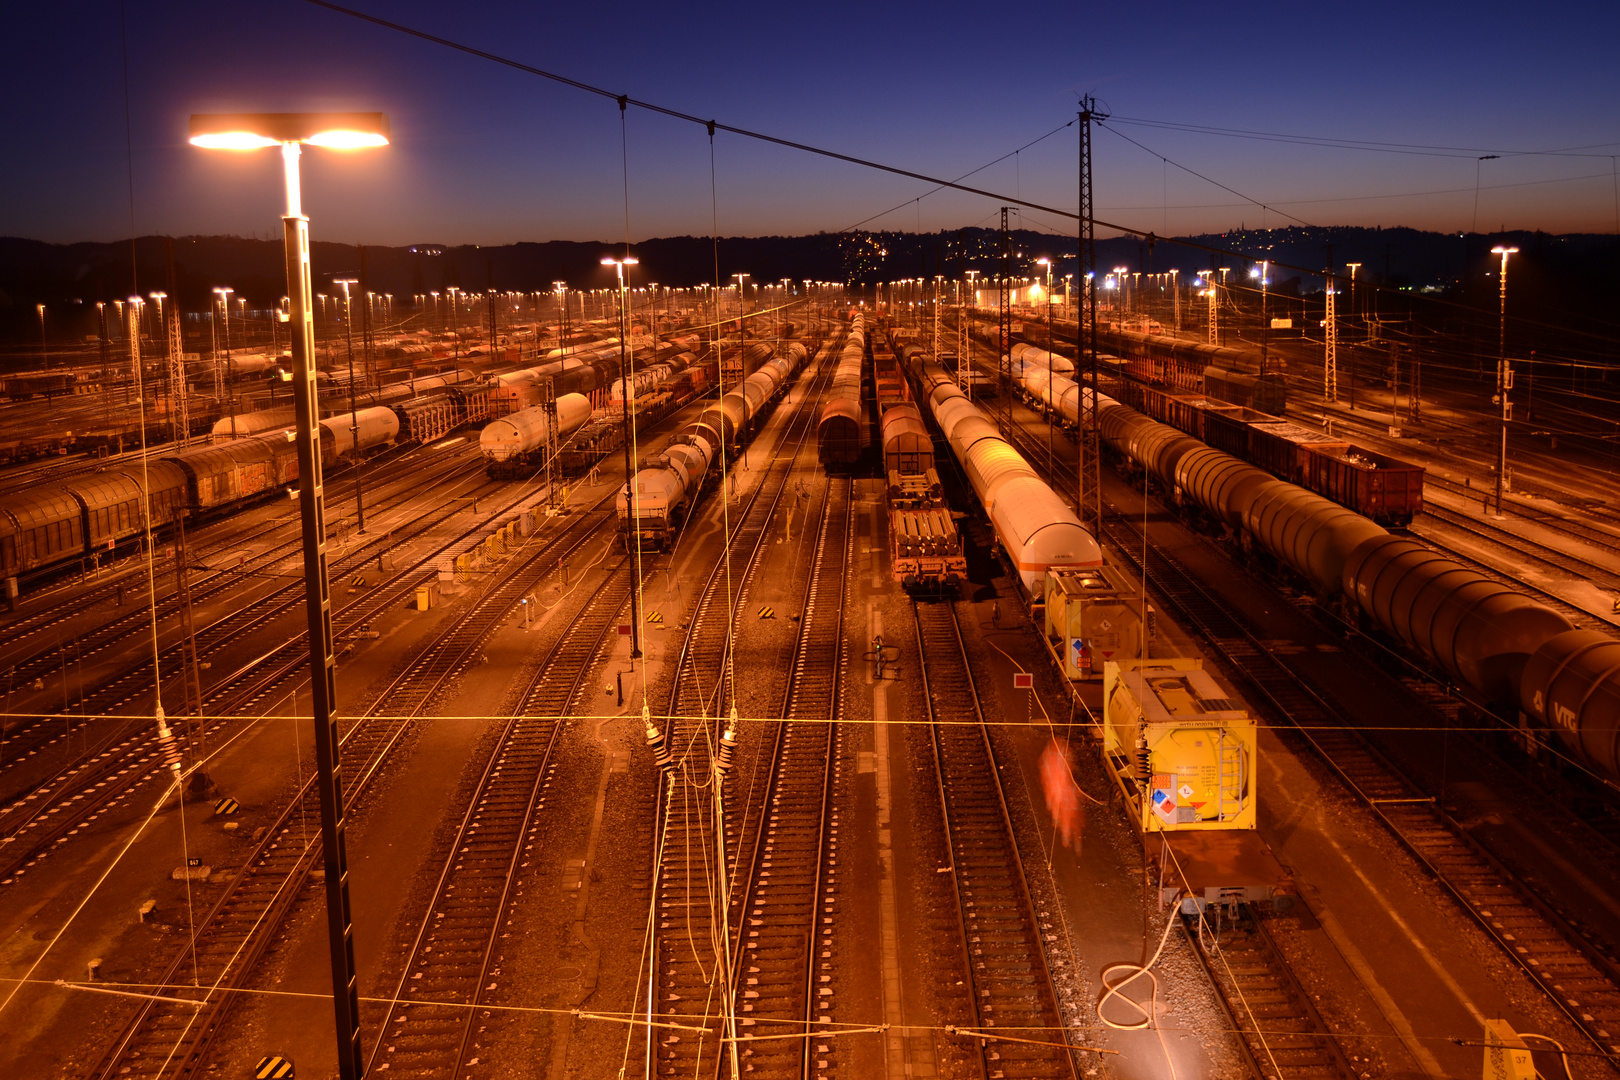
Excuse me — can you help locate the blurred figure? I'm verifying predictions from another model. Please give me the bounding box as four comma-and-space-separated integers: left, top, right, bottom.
1040, 736, 1085, 856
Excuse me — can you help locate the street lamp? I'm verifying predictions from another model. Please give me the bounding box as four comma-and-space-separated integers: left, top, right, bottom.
190, 110, 387, 1080
1345, 263, 1361, 329
334, 278, 366, 533
733, 272, 751, 359
213, 287, 236, 436
1491, 245, 1518, 515
603, 255, 643, 661
1252, 261, 1271, 375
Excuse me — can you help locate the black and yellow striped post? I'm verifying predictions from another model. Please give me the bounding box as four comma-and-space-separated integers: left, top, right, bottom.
255, 1055, 294, 1079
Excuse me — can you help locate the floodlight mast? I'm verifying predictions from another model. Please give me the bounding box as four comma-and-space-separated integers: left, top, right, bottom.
190, 111, 388, 1080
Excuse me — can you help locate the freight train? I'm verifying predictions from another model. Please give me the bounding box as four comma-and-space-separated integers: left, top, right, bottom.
1092, 390, 1620, 791
817, 314, 866, 469
1095, 326, 1287, 414
618, 340, 810, 550
689, 342, 807, 456
899, 342, 1101, 597
0, 406, 400, 592
878, 338, 965, 592
0, 377, 508, 592
1118, 381, 1425, 526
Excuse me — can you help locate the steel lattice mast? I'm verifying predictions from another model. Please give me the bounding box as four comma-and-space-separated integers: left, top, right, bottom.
1078, 97, 1104, 529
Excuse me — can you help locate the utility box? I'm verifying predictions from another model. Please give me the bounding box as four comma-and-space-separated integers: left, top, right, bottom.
1481, 1019, 1536, 1080
1103, 658, 1257, 832
414, 582, 439, 611
1044, 564, 1140, 680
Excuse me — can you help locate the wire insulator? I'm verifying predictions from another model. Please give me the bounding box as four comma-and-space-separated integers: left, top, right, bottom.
716, 727, 738, 776
645, 720, 674, 772
156, 713, 183, 772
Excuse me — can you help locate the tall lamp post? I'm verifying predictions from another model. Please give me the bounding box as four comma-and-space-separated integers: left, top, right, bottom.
190, 111, 388, 1080
1491, 245, 1518, 515
603, 255, 643, 661
1253, 261, 1271, 376
732, 272, 751, 366
334, 278, 366, 533
213, 286, 236, 436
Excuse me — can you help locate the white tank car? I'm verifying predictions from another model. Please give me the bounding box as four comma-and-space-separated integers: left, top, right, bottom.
213, 406, 298, 439
1010, 342, 1075, 375
617, 435, 714, 548
988, 476, 1101, 594
916, 357, 1100, 594
320, 406, 400, 459
479, 393, 592, 462
1021, 368, 1087, 426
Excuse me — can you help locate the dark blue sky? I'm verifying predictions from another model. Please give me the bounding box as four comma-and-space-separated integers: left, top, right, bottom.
5, 1, 1618, 248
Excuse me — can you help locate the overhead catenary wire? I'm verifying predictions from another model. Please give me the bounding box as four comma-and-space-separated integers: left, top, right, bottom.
300, 0, 1620, 357
1107, 113, 1620, 161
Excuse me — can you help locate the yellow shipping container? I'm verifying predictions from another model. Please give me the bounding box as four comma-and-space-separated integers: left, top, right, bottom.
1103, 658, 1257, 832
1044, 564, 1141, 679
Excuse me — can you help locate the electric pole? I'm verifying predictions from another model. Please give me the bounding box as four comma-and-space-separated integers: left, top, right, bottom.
1492, 245, 1518, 514
1324, 259, 1338, 403
1078, 97, 1105, 531
999, 207, 1013, 431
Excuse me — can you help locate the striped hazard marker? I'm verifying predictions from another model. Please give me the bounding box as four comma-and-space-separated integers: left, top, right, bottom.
255, 1056, 294, 1079
214, 798, 240, 816
758, 606, 775, 620
645, 611, 663, 624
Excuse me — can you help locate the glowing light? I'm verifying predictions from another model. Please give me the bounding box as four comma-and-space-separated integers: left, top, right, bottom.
190, 131, 279, 150
305, 130, 390, 149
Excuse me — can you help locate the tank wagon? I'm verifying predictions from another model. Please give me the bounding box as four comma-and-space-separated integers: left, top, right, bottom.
1009, 342, 1075, 376
1019, 367, 1089, 429
478, 394, 593, 473
691, 343, 806, 456
1092, 390, 1620, 789
818, 314, 866, 469
1102, 656, 1292, 911
616, 434, 714, 551
901, 345, 1101, 598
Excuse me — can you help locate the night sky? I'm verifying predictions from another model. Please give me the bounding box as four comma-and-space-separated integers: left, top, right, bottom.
4, 1, 1618, 249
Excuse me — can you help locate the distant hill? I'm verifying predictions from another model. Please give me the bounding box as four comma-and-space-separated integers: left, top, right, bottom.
2, 226, 1615, 347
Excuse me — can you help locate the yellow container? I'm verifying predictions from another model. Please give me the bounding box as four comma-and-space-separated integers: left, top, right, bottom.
1103, 658, 1257, 832
1044, 564, 1140, 679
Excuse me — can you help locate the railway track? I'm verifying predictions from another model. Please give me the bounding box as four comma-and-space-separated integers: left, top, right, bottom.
0, 450, 488, 778
647, 344, 835, 1078
0, 450, 486, 686
911, 599, 1077, 1079
1101, 511, 1620, 1074
0, 470, 544, 887
364, 562, 633, 1077
1186, 907, 1358, 1080
86, 497, 619, 1080
1413, 503, 1620, 628
719, 476, 851, 1077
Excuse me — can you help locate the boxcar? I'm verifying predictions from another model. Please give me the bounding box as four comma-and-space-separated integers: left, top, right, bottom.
1203, 365, 1286, 414
168, 439, 295, 509
1245, 421, 1350, 487
1305, 445, 1425, 526
0, 485, 83, 574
